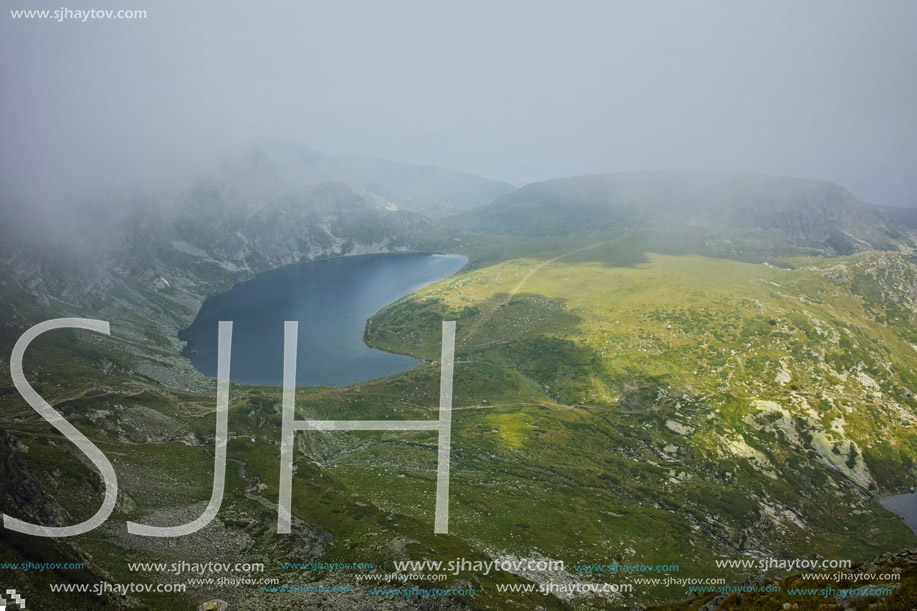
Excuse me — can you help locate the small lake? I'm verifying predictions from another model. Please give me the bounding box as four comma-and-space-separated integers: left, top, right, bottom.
179, 253, 467, 387
881, 492, 917, 535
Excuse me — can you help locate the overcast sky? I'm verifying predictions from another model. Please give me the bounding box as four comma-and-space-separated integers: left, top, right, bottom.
2, 0, 915, 207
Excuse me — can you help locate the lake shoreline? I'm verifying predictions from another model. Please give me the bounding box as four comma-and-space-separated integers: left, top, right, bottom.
178, 252, 467, 387
881, 491, 917, 535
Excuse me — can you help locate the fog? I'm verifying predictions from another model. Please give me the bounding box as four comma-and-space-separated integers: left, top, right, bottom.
2, 0, 916, 211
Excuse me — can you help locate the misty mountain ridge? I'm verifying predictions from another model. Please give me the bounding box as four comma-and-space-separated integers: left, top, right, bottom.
212, 139, 516, 216
4, 155, 916, 321
2, 139, 513, 246
448, 171, 913, 254
0, 143, 494, 316
876, 205, 917, 229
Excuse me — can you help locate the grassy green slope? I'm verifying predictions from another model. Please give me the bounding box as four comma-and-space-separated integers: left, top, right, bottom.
357, 230, 917, 604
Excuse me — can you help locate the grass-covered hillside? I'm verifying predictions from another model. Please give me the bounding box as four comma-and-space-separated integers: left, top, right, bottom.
362, 229, 917, 602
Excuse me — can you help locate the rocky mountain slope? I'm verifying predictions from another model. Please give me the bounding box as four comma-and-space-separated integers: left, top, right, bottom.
2, 139, 508, 306
219, 140, 515, 216
876, 205, 917, 229
0, 143, 490, 391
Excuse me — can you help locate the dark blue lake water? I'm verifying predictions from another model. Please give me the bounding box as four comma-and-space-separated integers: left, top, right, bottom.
881, 492, 917, 535
179, 253, 467, 387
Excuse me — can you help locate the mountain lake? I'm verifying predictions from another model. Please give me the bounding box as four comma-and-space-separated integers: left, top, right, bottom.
179, 253, 467, 386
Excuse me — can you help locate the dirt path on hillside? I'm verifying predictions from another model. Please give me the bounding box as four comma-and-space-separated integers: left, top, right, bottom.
461, 233, 628, 344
